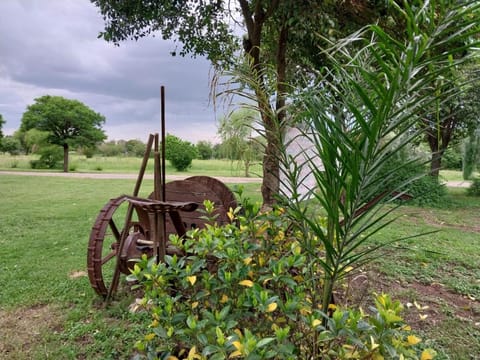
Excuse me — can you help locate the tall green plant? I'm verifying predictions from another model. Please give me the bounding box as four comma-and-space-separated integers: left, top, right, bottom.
278, 0, 480, 319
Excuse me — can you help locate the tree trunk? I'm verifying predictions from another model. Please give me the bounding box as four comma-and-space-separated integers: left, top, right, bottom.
424, 115, 455, 178
430, 150, 443, 177
239, 0, 288, 206
63, 143, 69, 172
261, 24, 288, 206
261, 127, 281, 205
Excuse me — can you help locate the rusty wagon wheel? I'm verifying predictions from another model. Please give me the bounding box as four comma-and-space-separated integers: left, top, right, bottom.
87, 195, 150, 297
161, 176, 238, 235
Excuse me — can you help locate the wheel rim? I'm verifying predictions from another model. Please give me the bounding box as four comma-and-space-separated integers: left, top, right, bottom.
87, 196, 144, 297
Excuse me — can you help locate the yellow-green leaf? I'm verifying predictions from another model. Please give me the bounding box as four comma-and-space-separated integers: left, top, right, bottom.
232, 341, 243, 351
229, 350, 242, 358
312, 319, 321, 328
266, 302, 277, 312
187, 346, 202, 360
187, 276, 197, 286
144, 333, 155, 341
239, 280, 254, 287
243, 257, 253, 265
421, 349, 436, 360
407, 335, 421, 345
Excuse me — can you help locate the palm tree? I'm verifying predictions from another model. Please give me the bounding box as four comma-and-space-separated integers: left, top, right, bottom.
278, 0, 480, 319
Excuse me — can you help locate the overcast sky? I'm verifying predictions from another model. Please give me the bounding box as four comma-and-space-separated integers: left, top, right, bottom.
0, 0, 227, 143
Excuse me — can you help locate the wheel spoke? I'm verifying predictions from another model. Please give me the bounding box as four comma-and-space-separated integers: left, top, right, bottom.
109, 219, 122, 241
101, 250, 116, 265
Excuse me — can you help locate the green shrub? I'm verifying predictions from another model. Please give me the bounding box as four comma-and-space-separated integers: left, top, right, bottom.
165, 134, 197, 171
30, 146, 63, 169
442, 147, 462, 171
377, 156, 447, 207
81, 146, 96, 158
467, 177, 480, 197
196, 141, 214, 160
128, 201, 435, 359
407, 175, 448, 207
169, 150, 196, 171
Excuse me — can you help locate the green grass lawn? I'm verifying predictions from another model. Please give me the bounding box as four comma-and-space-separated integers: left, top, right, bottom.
0, 174, 478, 359
0, 153, 263, 178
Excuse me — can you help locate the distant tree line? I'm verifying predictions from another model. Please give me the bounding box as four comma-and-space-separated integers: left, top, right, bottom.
0, 94, 477, 177
0, 101, 264, 174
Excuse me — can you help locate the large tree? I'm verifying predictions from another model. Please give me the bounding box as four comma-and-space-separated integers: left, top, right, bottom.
21, 95, 106, 172
92, 0, 479, 203
92, 0, 394, 205
0, 113, 5, 140
421, 65, 480, 177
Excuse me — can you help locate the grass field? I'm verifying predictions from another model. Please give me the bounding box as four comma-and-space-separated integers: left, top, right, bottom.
0, 173, 478, 359
0, 154, 263, 178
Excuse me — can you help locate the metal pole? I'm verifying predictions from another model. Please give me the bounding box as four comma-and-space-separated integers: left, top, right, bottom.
159, 86, 167, 264
108, 134, 154, 300
161, 86, 166, 202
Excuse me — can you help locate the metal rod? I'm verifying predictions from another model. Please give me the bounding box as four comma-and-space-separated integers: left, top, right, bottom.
159, 86, 167, 265
107, 134, 155, 300
134, 134, 155, 197
161, 86, 166, 202
154, 134, 161, 201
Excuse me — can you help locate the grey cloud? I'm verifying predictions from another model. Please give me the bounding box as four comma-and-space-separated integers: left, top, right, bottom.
0, 0, 222, 142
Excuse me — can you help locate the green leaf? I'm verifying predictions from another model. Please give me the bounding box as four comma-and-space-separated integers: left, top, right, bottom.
256, 337, 275, 348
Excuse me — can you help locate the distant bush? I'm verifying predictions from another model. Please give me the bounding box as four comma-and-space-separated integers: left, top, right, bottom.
442, 146, 462, 170
378, 155, 447, 207
97, 141, 124, 157
81, 146, 96, 158
126, 139, 146, 157
0, 136, 23, 155
408, 174, 448, 206
30, 146, 63, 169
196, 140, 213, 160
467, 177, 480, 197
165, 134, 197, 171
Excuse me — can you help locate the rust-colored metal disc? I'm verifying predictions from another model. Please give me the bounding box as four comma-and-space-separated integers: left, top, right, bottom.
87, 196, 149, 297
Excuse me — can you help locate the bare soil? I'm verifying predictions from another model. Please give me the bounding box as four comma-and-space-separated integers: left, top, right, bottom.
0, 305, 64, 359
340, 270, 480, 329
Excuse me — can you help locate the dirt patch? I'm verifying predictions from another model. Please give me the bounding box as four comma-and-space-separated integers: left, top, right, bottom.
400, 207, 480, 233
69, 270, 88, 279
0, 304, 64, 359
338, 270, 480, 331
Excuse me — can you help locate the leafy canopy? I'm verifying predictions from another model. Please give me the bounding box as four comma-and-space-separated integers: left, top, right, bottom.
92, 0, 237, 65
21, 95, 106, 149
